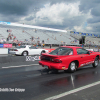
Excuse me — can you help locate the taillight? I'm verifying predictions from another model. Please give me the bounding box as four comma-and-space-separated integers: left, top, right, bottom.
52, 59, 62, 63
14, 49, 18, 51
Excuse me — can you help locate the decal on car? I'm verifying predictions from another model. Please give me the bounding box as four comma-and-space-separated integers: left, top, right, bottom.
80, 61, 94, 67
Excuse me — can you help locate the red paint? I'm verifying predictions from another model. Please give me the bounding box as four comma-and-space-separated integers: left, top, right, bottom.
39, 46, 100, 70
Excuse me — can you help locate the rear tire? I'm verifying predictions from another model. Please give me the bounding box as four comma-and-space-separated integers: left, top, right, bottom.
92, 57, 99, 68
68, 61, 76, 73
64, 70, 68, 73
22, 51, 28, 56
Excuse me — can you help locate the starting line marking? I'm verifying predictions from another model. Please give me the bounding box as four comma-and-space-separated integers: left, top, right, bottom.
2, 64, 39, 69
45, 81, 100, 100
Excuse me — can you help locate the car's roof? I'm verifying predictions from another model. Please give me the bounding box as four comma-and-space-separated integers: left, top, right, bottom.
60, 46, 82, 49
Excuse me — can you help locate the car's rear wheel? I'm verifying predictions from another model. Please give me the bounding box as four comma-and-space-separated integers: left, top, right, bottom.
92, 57, 99, 68
68, 61, 76, 73
22, 51, 28, 56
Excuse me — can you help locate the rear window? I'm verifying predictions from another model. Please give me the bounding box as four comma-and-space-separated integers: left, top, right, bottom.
49, 47, 73, 55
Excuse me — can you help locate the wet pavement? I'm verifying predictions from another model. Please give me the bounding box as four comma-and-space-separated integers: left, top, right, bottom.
0, 61, 100, 100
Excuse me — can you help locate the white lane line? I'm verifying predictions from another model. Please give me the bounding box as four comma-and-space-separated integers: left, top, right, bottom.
45, 81, 100, 100
2, 64, 39, 69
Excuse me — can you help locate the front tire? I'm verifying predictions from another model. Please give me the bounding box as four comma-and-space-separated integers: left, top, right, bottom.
68, 61, 76, 73
92, 57, 99, 68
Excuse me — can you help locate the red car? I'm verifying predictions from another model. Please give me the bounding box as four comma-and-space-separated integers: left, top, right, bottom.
39, 46, 100, 73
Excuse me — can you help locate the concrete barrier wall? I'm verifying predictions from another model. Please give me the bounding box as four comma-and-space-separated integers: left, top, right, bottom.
87, 49, 100, 52
0, 55, 40, 64
0, 56, 25, 64
0, 48, 8, 54
0, 48, 99, 55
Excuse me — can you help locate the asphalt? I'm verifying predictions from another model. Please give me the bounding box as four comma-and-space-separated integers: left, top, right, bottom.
0, 59, 100, 100
0, 46, 99, 100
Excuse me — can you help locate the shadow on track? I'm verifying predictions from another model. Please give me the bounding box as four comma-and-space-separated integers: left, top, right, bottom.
40, 65, 98, 75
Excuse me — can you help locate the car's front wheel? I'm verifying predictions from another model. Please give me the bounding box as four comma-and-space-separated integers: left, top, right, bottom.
22, 51, 28, 56
68, 61, 76, 73
92, 57, 99, 68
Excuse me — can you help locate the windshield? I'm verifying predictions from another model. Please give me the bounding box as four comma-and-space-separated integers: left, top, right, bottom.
49, 47, 73, 55
16, 46, 26, 48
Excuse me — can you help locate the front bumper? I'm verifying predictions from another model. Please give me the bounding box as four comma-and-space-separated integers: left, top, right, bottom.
39, 60, 68, 70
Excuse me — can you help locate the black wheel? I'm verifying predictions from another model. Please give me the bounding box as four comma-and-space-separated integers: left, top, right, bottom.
64, 70, 68, 73
22, 51, 28, 56
92, 57, 99, 68
41, 50, 46, 55
68, 61, 76, 73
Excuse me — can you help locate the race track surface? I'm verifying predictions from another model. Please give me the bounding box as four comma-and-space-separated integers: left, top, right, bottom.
0, 59, 100, 100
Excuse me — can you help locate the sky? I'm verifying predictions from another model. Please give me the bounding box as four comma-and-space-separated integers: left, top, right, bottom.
0, 0, 100, 34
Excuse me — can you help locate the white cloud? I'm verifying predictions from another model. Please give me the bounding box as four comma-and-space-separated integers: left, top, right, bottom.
0, 0, 100, 35
35, 2, 81, 25
19, 1, 93, 33
73, 23, 92, 33
86, 26, 92, 31
74, 25, 84, 32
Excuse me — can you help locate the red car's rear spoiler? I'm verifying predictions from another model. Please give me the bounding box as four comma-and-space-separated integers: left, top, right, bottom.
42, 53, 59, 58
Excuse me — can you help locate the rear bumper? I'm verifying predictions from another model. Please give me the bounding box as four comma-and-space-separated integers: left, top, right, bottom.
9, 51, 22, 55
39, 60, 68, 70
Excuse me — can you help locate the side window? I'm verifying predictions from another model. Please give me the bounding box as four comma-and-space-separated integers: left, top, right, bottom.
66, 49, 73, 55
69, 50, 73, 55
77, 48, 88, 54
29, 46, 37, 49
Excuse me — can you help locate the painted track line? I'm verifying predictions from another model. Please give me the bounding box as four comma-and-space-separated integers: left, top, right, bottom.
45, 81, 100, 100
2, 64, 39, 69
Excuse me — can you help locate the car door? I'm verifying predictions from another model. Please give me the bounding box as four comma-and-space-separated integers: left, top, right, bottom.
29, 46, 37, 55
76, 48, 93, 66
34, 48, 43, 55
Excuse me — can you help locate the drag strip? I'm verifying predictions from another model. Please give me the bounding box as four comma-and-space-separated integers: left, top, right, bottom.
2, 64, 39, 69
45, 81, 100, 100
0, 59, 100, 100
